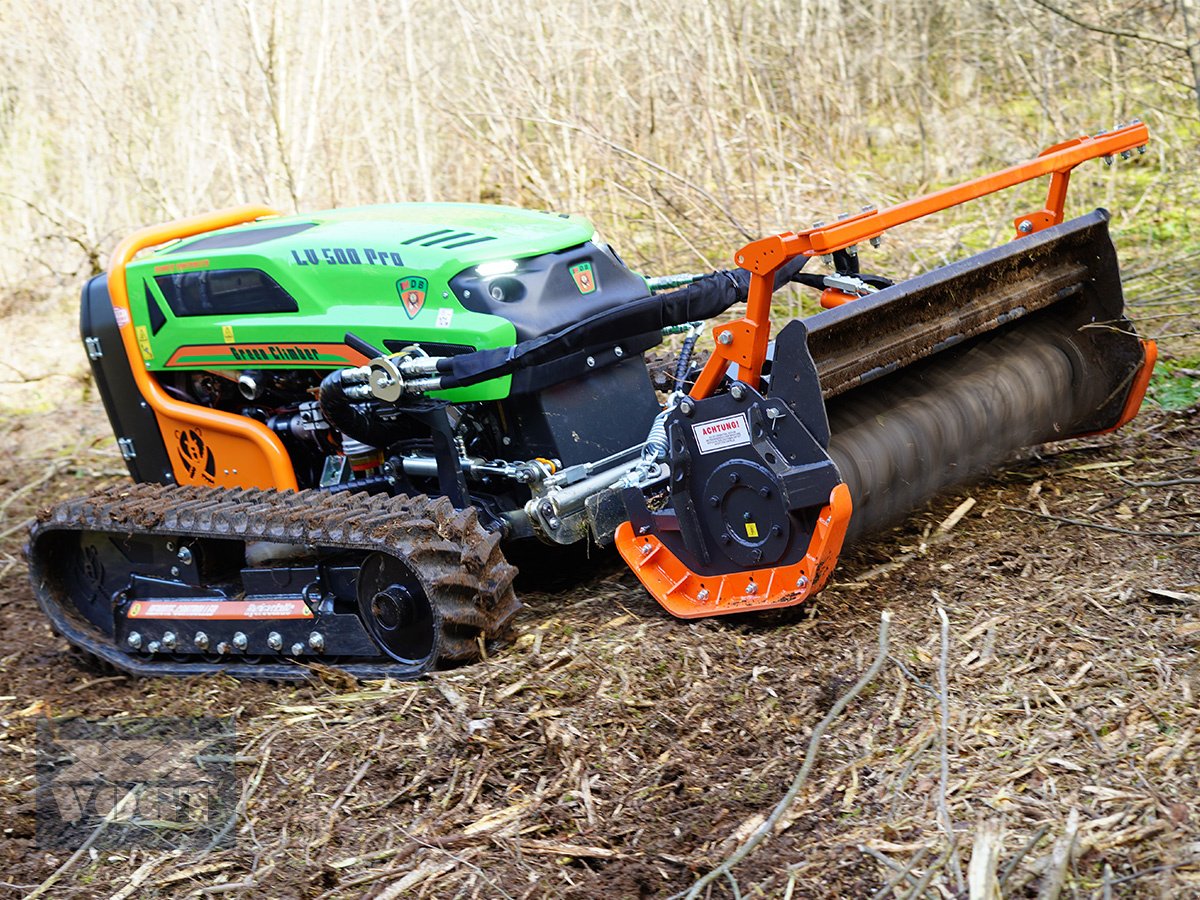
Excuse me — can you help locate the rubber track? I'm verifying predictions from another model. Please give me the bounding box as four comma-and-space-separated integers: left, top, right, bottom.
28, 485, 521, 679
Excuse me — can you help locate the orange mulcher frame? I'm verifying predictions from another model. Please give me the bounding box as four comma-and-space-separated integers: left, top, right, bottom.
616, 121, 1157, 618
107, 206, 300, 491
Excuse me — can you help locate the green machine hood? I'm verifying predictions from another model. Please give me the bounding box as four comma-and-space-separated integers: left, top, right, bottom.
122, 203, 606, 402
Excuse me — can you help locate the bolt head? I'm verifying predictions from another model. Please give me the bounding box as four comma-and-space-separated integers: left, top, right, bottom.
717, 331, 734, 346
267, 632, 283, 651
640, 542, 653, 556
730, 382, 746, 400
127, 631, 142, 649
232, 632, 248, 651
1018, 220, 1033, 234
586, 356, 596, 367
170, 566, 180, 578
869, 235, 883, 248
613, 346, 624, 358
309, 632, 325, 652
679, 398, 695, 417
177, 547, 193, 564
147, 640, 161, 654
797, 575, 809, 590
546, 516, 561, 529
1103, 155, 1114, 166
745, 581, 758, 596
161, 631, 177, 650
194, 631, 209, 650
697, 588, 710, 602
216, 641, 231, 655
291, 643, 305, 656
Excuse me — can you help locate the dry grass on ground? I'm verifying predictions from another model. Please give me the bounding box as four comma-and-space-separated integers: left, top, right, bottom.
0, 403, 1198, 898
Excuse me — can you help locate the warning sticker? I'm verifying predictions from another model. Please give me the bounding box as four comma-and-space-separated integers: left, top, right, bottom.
692, 412, 752, 455
126, 600, 313, 620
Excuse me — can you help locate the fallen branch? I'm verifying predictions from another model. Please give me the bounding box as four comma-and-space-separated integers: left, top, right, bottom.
674, 611, 892, 900
1037, 809, 1080, 900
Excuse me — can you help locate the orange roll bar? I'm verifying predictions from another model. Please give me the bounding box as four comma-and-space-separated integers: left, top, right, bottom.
107, 205, 300, 491
691, 121, 1150, 399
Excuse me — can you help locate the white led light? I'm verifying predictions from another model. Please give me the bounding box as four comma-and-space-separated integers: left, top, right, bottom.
475, 259, 518, 277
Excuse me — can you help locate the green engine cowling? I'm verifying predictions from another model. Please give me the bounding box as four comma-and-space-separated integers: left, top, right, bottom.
125, 203, 650, 403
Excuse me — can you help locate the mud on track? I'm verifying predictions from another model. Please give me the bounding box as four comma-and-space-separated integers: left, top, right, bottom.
1, 407, 1198, 898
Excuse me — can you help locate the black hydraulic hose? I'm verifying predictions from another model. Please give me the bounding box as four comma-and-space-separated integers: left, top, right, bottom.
674, 329, 700, 392
433, 258, 810, 391
318, 369, 397, 448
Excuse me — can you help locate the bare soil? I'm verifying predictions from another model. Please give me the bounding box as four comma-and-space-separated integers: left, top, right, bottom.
1, 405, 1198, 898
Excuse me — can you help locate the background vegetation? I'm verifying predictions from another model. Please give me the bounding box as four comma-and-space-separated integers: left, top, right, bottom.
0, 0, 1198, 410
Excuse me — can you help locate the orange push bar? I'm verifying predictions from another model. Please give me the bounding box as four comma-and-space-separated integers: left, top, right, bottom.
691, 121, 1150, 399
107, 206, 300, 491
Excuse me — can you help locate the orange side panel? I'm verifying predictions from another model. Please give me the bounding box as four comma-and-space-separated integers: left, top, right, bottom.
614, 484, 853, 619
108, 206, 300, 491
1079, 339, 1158, 438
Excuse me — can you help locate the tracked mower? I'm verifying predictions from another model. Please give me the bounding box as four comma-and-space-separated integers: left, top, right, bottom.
27, 123, 1157, 679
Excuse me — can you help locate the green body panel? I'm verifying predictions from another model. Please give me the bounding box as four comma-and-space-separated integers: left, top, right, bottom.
125, 203, 599, 402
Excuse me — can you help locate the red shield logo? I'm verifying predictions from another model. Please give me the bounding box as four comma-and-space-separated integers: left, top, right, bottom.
569, 262, 597, 295
397, 276, 428, 318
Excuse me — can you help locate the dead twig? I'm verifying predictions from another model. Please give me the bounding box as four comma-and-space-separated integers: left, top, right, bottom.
675, 611, 892, 900
23, 786, 141, 900
935, 606, 965, 893
868, 844, 933, 900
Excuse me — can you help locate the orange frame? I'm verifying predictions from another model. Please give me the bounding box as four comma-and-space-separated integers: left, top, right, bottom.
618, 122, 1152, 618
107, 206, 300, 491
691, 121, 1150, 399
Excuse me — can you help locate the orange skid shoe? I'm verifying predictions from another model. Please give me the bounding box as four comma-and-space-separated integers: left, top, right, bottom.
615, 484, 852, 618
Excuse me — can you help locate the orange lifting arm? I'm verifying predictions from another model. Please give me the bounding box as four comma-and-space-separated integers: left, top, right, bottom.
691, 121, 1150, 399
107, 205, 301, 491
